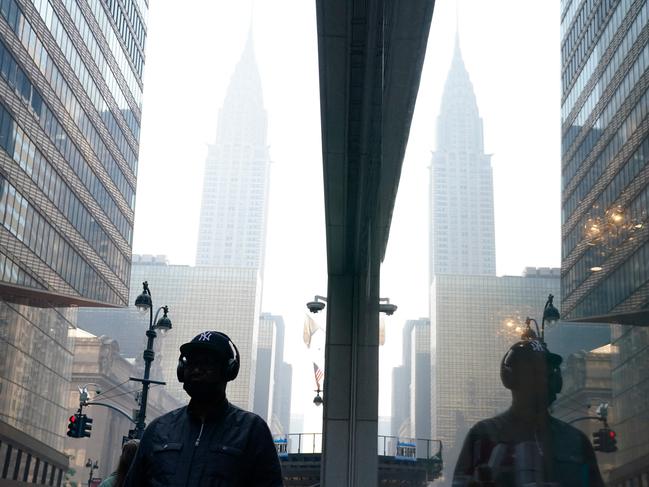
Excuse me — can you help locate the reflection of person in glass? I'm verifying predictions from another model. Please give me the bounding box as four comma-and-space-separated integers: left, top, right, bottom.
453, 338, 604, 487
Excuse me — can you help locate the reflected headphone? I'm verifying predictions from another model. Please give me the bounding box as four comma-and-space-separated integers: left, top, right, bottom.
176, 332, 240, 383
500, 341, 563, 396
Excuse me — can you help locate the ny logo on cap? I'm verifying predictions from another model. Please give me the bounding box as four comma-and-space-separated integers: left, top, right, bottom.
530, 340, 545, 352
199, 331, 213, 342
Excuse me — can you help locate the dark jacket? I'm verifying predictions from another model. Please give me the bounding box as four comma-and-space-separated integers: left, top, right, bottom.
453, 409, 604, 487
124, 400, 283, 487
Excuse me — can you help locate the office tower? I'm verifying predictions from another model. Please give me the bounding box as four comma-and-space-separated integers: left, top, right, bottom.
429, 34, 496, 280
196, 32, 271, 272
128, 259, 262, 410
254, 313, 292, 434
390, 318, 431, 442
431, 268, 609, 482
0, 0, 147, 481
560, 0, 649, 483
253, 314, 277, 422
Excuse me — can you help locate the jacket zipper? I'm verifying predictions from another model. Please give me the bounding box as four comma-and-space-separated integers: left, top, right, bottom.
195, 421, 205, 446
185, 421, 206, 487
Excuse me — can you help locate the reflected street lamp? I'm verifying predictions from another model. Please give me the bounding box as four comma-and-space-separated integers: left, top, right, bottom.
85, 459, 98, 487
519, 294, 561, 343
132, 281, 172, 439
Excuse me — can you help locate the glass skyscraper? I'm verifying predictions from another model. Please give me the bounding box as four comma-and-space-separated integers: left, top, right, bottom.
129, 260, 262, 410
560, 0, 649, 484
254, 313, 292, 435
390, 318, 431, 447
0, 0, 147, 483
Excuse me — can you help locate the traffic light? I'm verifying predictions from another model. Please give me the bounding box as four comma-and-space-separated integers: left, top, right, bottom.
593, 428, 617, 452
79, 414, 93, 438
602, 428, 617, 452
66, 414, 79, 438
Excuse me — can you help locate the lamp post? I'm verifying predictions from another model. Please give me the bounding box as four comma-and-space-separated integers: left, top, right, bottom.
519, 294, 561, 343
85, 459, 98, 487
132, 281, 172, 439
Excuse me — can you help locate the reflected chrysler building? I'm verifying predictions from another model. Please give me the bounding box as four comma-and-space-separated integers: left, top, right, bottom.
196, 32, 270, 271
429, 34, 496, 279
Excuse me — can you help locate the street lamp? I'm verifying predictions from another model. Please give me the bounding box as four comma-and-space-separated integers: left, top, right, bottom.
518, 294, 561, 343
132, 281, 172, 439
85, 459, 98, 487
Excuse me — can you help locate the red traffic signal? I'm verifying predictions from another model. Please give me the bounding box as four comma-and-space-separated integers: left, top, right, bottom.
593, 428, 617, 453
67, 414, 80, 437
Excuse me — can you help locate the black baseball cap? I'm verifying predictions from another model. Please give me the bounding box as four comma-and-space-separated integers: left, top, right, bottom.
504, 339, 563, 367
180, 331, 235, 360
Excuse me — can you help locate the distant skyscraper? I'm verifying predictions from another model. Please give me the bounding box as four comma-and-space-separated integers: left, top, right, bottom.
429, 34, 496, 280
560, 0, 649, 483
196, 32, 271, 271
0, 0, 147, 479
391, 318, 431, 442
254, 313, 292, 435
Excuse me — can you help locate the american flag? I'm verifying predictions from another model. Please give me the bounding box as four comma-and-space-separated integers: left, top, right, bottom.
313, 362, 324, 388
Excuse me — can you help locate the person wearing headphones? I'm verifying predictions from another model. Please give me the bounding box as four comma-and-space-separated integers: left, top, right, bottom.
124, 331, 284, 487
452, 337, 604, 487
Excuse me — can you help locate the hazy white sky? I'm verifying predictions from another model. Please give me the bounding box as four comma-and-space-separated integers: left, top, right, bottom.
132, 0, 560, 425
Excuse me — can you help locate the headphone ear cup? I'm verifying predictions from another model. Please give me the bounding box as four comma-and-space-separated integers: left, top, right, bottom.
501, 363, 515, 390
226, 358, 240, 381
177, 356, 185, 383
549, 368, 563, 394
500, 350, 516, 390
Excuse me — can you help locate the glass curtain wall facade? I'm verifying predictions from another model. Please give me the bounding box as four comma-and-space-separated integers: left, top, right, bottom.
0, 0, 147, 484
129, 262, 262, 410
560, 0, 649, 484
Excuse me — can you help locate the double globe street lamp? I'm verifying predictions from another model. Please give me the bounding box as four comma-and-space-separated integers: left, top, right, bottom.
132, 281, 172, 439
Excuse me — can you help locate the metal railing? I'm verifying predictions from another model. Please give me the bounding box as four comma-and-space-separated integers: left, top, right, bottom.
275, 433, 442, 460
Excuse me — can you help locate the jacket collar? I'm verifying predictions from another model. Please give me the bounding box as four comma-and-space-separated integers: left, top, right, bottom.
186, 397, 230, 423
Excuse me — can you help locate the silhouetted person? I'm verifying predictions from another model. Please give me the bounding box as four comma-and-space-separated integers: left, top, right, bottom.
125, 331, 283, 486
453, 338, 604, 487
99, 439, 139, 487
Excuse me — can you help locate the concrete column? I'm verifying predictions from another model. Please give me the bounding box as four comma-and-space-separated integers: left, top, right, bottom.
321, 230, 381, 486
